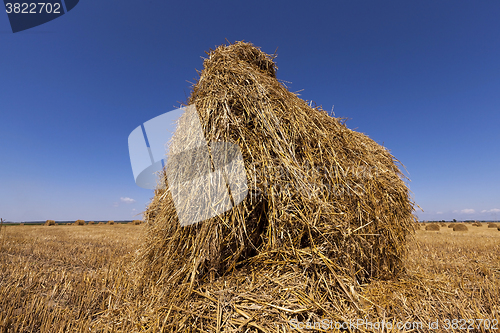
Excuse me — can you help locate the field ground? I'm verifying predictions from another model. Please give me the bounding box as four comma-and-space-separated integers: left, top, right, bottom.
0, 223, 499, 332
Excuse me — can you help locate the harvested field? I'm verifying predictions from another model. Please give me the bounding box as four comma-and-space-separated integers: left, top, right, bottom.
0, 224, 498, 332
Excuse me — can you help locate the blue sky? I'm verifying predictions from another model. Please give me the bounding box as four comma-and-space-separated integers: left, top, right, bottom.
1, 1, 499, 222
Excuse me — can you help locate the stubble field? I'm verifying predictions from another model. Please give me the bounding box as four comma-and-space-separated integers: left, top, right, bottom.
0, 223, 499, 332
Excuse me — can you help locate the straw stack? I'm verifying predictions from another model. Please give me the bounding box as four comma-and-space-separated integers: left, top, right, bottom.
453, 224, 468, 231
138, 41, 417, 330
426, 224, 440, 231
44, 220, 56, 226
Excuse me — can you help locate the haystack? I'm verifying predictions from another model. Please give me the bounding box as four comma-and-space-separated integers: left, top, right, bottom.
88, 221, 95, 225
98, 222, 104, 225
75, 220, 85, 226
133, 220, 142, 225
45, 220, 55, 226
453, 224, 468, 231
138, 41, 417, 330
426, 224, 440, 231
448, 224, 454, 228
487, 223, 498, 228
107, 220, 115, 225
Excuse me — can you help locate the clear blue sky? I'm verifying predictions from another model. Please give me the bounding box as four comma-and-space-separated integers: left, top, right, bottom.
1, 1, 499, 222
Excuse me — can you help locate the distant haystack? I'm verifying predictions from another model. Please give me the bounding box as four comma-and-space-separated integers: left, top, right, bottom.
107, 220, 115, 225
133, 220, 142, 225
426, 224, 440, 231
453, 224, 468, 231
45, 220, 56, 226
75, 220, 85, 226
98, 222, 104, 225
473, 223, 483, 227
447, 224, 454, 228
88, 221, 95, 225
19, 223, 24, 226
66, 223, 71, 225
487, 223, 498, 228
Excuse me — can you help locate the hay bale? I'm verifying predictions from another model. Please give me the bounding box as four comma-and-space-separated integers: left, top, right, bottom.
453, 224, 468, 231
98, 222, 104, 225
88, 221, 95, 225
107, 220, 115, 225
66, 223, 71, 225
75, 220, 85, 226
475, 223, 483, 227
133, 220, 142, 225
487, 223, 498, 228
447, 224, 454, 228
19, 223, 24, 226
139, 41, 417, 329
425, 224, 440, 231
45, 220, 56, 226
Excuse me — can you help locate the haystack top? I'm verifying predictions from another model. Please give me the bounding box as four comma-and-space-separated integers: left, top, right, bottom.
203, 41, 277, 78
